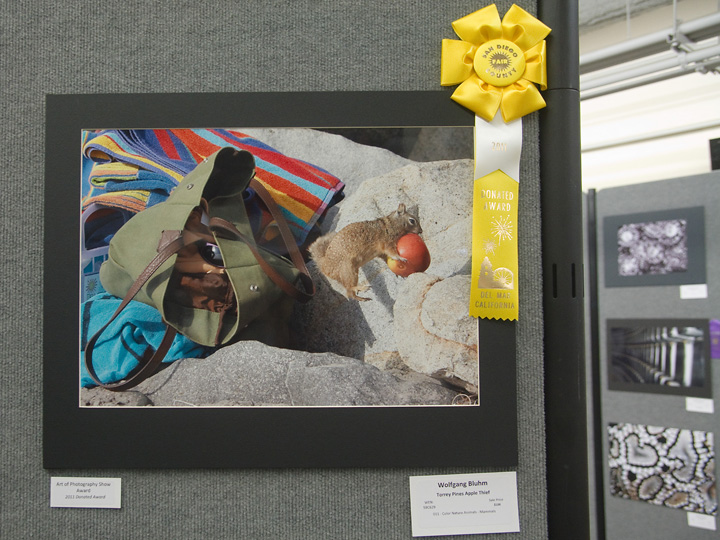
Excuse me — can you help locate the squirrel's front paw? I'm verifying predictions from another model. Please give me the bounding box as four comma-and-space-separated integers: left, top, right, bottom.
348, 285, 371, 301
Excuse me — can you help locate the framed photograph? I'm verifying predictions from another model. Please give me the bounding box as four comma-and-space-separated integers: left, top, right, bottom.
44, 91, 519, 468
607, 422, 717, 516
603, 207, 706, 288
606, 318, 712, 398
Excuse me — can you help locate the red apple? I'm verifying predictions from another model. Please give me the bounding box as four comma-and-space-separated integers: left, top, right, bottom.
387, 233, 431, 277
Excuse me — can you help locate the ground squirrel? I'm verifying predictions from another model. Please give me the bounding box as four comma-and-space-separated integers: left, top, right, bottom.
308, 203, 423, 301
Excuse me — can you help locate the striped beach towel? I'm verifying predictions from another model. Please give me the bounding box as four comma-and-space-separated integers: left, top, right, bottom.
82, 128, 345, 244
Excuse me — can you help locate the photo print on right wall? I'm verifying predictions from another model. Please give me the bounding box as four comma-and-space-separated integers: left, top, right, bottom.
608, 422, 717, 516
606, 319, 712, 398
604, 207, 706, 288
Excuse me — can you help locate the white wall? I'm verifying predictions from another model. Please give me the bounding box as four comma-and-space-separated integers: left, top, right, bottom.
580, 0, 720, 190
579, 0, 717, 54
581, 72, 720, 189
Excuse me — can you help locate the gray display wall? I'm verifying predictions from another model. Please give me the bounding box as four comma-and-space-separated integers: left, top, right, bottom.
592, 172, 719, 539
1, 1, 578, 538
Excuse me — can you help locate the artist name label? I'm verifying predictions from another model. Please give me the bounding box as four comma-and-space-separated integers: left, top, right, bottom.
409, 472, 519, 536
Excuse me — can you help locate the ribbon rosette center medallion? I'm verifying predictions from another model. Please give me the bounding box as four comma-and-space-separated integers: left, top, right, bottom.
474, 39, 525, 86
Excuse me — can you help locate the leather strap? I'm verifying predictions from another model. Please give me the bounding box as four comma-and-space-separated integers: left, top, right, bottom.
210, 217, 313, 303
250, 178, 313, 280
209, 177, 315, 303
84, 231, 186, 391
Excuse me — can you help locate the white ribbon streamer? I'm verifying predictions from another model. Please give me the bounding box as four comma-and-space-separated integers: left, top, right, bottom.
473, 115, 523, 181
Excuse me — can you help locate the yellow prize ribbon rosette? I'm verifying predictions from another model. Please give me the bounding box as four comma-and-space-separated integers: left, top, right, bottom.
441, 3, 550, 122
441, 4, 550, 321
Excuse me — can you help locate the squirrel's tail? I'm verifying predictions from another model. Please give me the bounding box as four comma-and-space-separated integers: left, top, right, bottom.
308, 232, 335, 261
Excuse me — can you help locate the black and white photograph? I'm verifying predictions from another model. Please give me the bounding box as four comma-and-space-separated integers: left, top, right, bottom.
606, 319, 712, 398
617, 218, 688, 277
607, 422, 717, 516
603, 207, 707, 288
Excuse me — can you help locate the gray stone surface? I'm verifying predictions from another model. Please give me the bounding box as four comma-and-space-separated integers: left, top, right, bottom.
395, 273, 479, 391
81, 388, 153, 407
80, 340, 459, 407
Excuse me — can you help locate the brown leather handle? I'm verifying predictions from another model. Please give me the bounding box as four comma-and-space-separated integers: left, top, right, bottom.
209, 177, 315, 303
249, 178, 314, 281
210, 217, 314, 303
84, 231, 186, 391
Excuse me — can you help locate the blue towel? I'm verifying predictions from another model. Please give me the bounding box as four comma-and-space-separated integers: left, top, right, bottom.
103, 169, 177, 208
80, 293, 212, 388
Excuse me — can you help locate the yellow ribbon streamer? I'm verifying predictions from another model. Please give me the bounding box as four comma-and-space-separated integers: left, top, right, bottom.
470, 170, 519, 320
441, 4, 550, 122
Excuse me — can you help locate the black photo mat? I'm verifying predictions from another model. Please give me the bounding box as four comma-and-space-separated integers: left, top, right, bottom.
44, 91, 519, 469
603, 207, 706, 288
606, 318, 712, 398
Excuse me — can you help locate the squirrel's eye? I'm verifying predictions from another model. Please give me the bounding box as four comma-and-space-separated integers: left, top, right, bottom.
409, 218, 416, 225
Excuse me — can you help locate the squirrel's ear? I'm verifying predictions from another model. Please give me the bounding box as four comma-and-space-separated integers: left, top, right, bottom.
397, 203, 406, 214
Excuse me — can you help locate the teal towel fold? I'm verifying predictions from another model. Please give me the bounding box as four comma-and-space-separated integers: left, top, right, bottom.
80, 293, 212, 388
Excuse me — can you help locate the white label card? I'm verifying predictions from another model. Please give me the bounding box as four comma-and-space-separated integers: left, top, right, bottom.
687, 512, 716, 530
409, 472, 520, 537
679, 284, 708, 299
685, 397, 714, 414
50, 477, 122, 509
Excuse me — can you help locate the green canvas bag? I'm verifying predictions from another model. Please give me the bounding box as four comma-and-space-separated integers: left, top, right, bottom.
85, 147, 314, 391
